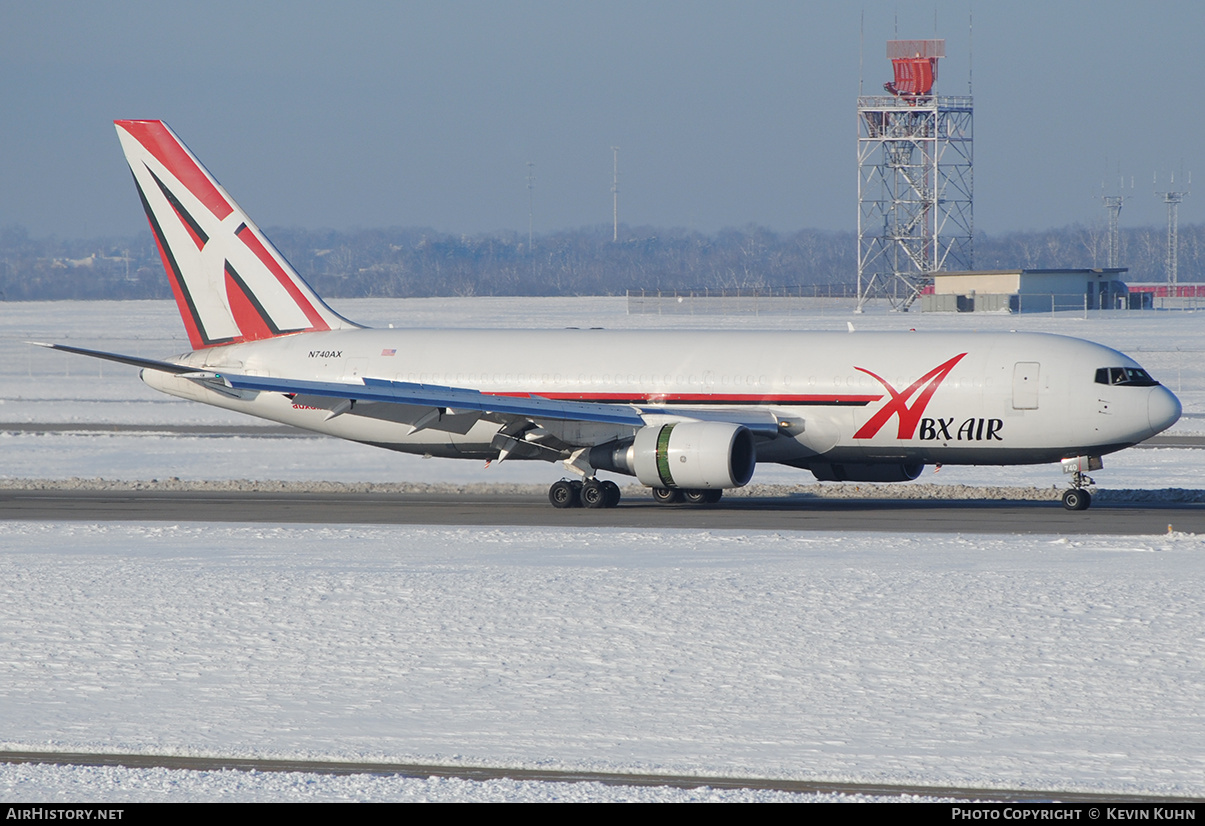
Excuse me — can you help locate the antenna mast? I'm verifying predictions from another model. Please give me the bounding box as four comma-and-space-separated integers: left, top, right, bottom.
611, 146, 620, 242
526, 161, 535, 251
859, 11, 864, 95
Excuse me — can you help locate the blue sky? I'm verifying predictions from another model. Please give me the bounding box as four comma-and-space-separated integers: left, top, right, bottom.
1, 0, 1201, 238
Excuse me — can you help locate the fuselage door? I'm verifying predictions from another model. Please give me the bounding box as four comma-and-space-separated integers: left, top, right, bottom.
342, 356, 369, 381
1012, 362, 1040, 409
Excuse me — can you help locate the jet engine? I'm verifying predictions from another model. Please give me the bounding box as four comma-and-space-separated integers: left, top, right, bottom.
589, 422, 757, 489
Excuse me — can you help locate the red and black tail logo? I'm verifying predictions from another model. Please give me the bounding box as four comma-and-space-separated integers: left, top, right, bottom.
115, 120, 354, 350
852, 353, 967, 439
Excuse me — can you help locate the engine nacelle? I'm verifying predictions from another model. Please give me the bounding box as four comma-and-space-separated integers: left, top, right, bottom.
807, 461, 924, 483
621, 422, 756, 489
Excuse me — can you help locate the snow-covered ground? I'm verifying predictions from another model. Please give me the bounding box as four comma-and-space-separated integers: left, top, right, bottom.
2, 523, 1203, 801
3, 298, 1205, 801
0, 763, 918, 803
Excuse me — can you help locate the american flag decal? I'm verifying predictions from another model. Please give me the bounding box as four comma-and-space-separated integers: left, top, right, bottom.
381, 348, 397, 356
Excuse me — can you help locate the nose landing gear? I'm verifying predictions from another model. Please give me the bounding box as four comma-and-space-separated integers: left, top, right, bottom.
1061, 483, 1092, 511
1061, 456, 1102, 511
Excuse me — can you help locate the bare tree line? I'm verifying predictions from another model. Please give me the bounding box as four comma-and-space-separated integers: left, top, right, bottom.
0, 222, 1199, 301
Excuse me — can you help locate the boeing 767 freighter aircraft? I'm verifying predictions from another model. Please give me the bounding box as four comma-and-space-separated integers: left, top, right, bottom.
43, 120, 1182, 511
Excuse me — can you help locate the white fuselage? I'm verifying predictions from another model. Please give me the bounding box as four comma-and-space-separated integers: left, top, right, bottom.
141, 328, 1181, 473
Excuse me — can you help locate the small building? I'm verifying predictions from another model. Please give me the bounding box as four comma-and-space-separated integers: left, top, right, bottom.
1123, 283, 1205, 310
920, 268, 1128, 313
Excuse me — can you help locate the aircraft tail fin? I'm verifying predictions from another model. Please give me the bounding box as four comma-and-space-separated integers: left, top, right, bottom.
115, 120, 358, 350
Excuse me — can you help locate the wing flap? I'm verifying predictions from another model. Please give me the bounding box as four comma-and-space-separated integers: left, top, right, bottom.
42, 343, 781, 439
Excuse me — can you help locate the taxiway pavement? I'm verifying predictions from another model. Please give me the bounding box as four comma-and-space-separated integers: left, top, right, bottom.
3, 488, 1202, 534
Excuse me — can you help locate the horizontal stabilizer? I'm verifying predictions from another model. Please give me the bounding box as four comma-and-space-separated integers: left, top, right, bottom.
31, 342, 195, 375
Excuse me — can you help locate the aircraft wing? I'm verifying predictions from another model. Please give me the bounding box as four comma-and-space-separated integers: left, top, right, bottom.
636, 405, 781, 437
213, 373, 648, 427
40, 341, 780, 435
218, 375, 785, 435
36, 342, 642, 426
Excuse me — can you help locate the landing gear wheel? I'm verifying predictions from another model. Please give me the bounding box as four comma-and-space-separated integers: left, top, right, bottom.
651, 487, 684, 505
549, 479, 579, 509
601, 480, 621, 508
1061, 488, 1092, 511
683, 489, 710, 505
702, 489, 723, 504
581, 480, 608, 509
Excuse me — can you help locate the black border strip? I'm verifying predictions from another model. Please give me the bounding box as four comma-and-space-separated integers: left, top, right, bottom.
148, 168, 209, 247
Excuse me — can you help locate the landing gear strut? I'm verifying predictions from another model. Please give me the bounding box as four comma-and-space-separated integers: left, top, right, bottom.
1060, 456, 1102, 512
1062, 471, 1094, 511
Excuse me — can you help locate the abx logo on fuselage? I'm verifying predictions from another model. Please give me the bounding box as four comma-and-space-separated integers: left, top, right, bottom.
848, 352, 1005, 444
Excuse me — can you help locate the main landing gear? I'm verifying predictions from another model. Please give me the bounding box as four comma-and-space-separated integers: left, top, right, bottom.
549, 478, 621, 509
1061, 470, 1094, 511
652, 487, 723, 506
547, 480, 724, 508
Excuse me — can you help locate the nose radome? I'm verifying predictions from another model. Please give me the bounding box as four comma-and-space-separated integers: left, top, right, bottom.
1148, 385, 1182, 436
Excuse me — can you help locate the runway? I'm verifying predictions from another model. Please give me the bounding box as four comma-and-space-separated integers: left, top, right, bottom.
3, 487, 1203, 534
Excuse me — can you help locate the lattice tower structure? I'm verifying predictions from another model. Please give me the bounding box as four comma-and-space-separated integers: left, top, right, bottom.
1100, 195, 1125, 269
1157, 189, 1188, 289
857, 40, 973, 311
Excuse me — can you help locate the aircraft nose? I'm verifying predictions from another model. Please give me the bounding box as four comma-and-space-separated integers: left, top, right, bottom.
1148, 385, 1182, 436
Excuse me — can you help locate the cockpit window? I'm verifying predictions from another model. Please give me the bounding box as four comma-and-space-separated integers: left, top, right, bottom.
1094, 367, 1159, 387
